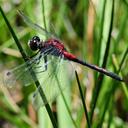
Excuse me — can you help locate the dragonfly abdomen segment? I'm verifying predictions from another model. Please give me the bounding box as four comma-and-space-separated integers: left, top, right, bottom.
70, 58, 123, 81
63, 51, 77, 60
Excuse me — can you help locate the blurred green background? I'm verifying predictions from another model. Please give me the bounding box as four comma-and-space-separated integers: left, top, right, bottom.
0, 0, 128, 128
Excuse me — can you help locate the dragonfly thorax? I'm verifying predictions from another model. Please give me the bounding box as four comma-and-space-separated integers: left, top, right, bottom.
28, 36, 42, 51
46, 39, 65, 51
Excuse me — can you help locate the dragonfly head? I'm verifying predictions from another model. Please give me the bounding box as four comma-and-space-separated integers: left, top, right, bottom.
28, 36, 41, 51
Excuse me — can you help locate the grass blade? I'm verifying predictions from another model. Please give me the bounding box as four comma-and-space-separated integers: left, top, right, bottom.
0, 6, 57, 128
75, 70, 91, 128
90, 0, 115, 123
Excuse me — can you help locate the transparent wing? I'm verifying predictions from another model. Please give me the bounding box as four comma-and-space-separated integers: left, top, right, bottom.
18, 10, 55, 38
3, 48, 74, 109
32, 58, 74, 109
3, 47, 57, 87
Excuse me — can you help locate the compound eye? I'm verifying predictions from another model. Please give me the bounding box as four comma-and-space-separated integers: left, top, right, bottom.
28, 36, 40, 51
32, 36, 40, 42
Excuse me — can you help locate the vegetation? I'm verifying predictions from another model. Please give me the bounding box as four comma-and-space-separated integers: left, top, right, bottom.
0, 0, 128, 128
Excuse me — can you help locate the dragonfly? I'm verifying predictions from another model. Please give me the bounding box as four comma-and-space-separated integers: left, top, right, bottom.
4, 11, 124, 108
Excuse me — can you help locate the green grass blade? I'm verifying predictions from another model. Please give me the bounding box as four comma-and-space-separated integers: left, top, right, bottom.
96, 35, 128, 128
75, 70, 91, 128
0, 6, 57, 128
90, 0, 115, 123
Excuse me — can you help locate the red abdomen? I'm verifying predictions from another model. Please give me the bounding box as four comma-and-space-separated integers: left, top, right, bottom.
63, 51, 76, 60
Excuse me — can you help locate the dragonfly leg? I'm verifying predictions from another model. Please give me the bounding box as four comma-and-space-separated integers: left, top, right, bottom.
24, 51, 40, 61
30, 51, 40, 59
37, 55, 47, 72
43, 55, 47, 72
33, 52, 43, 65
32, 55, 48, 73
